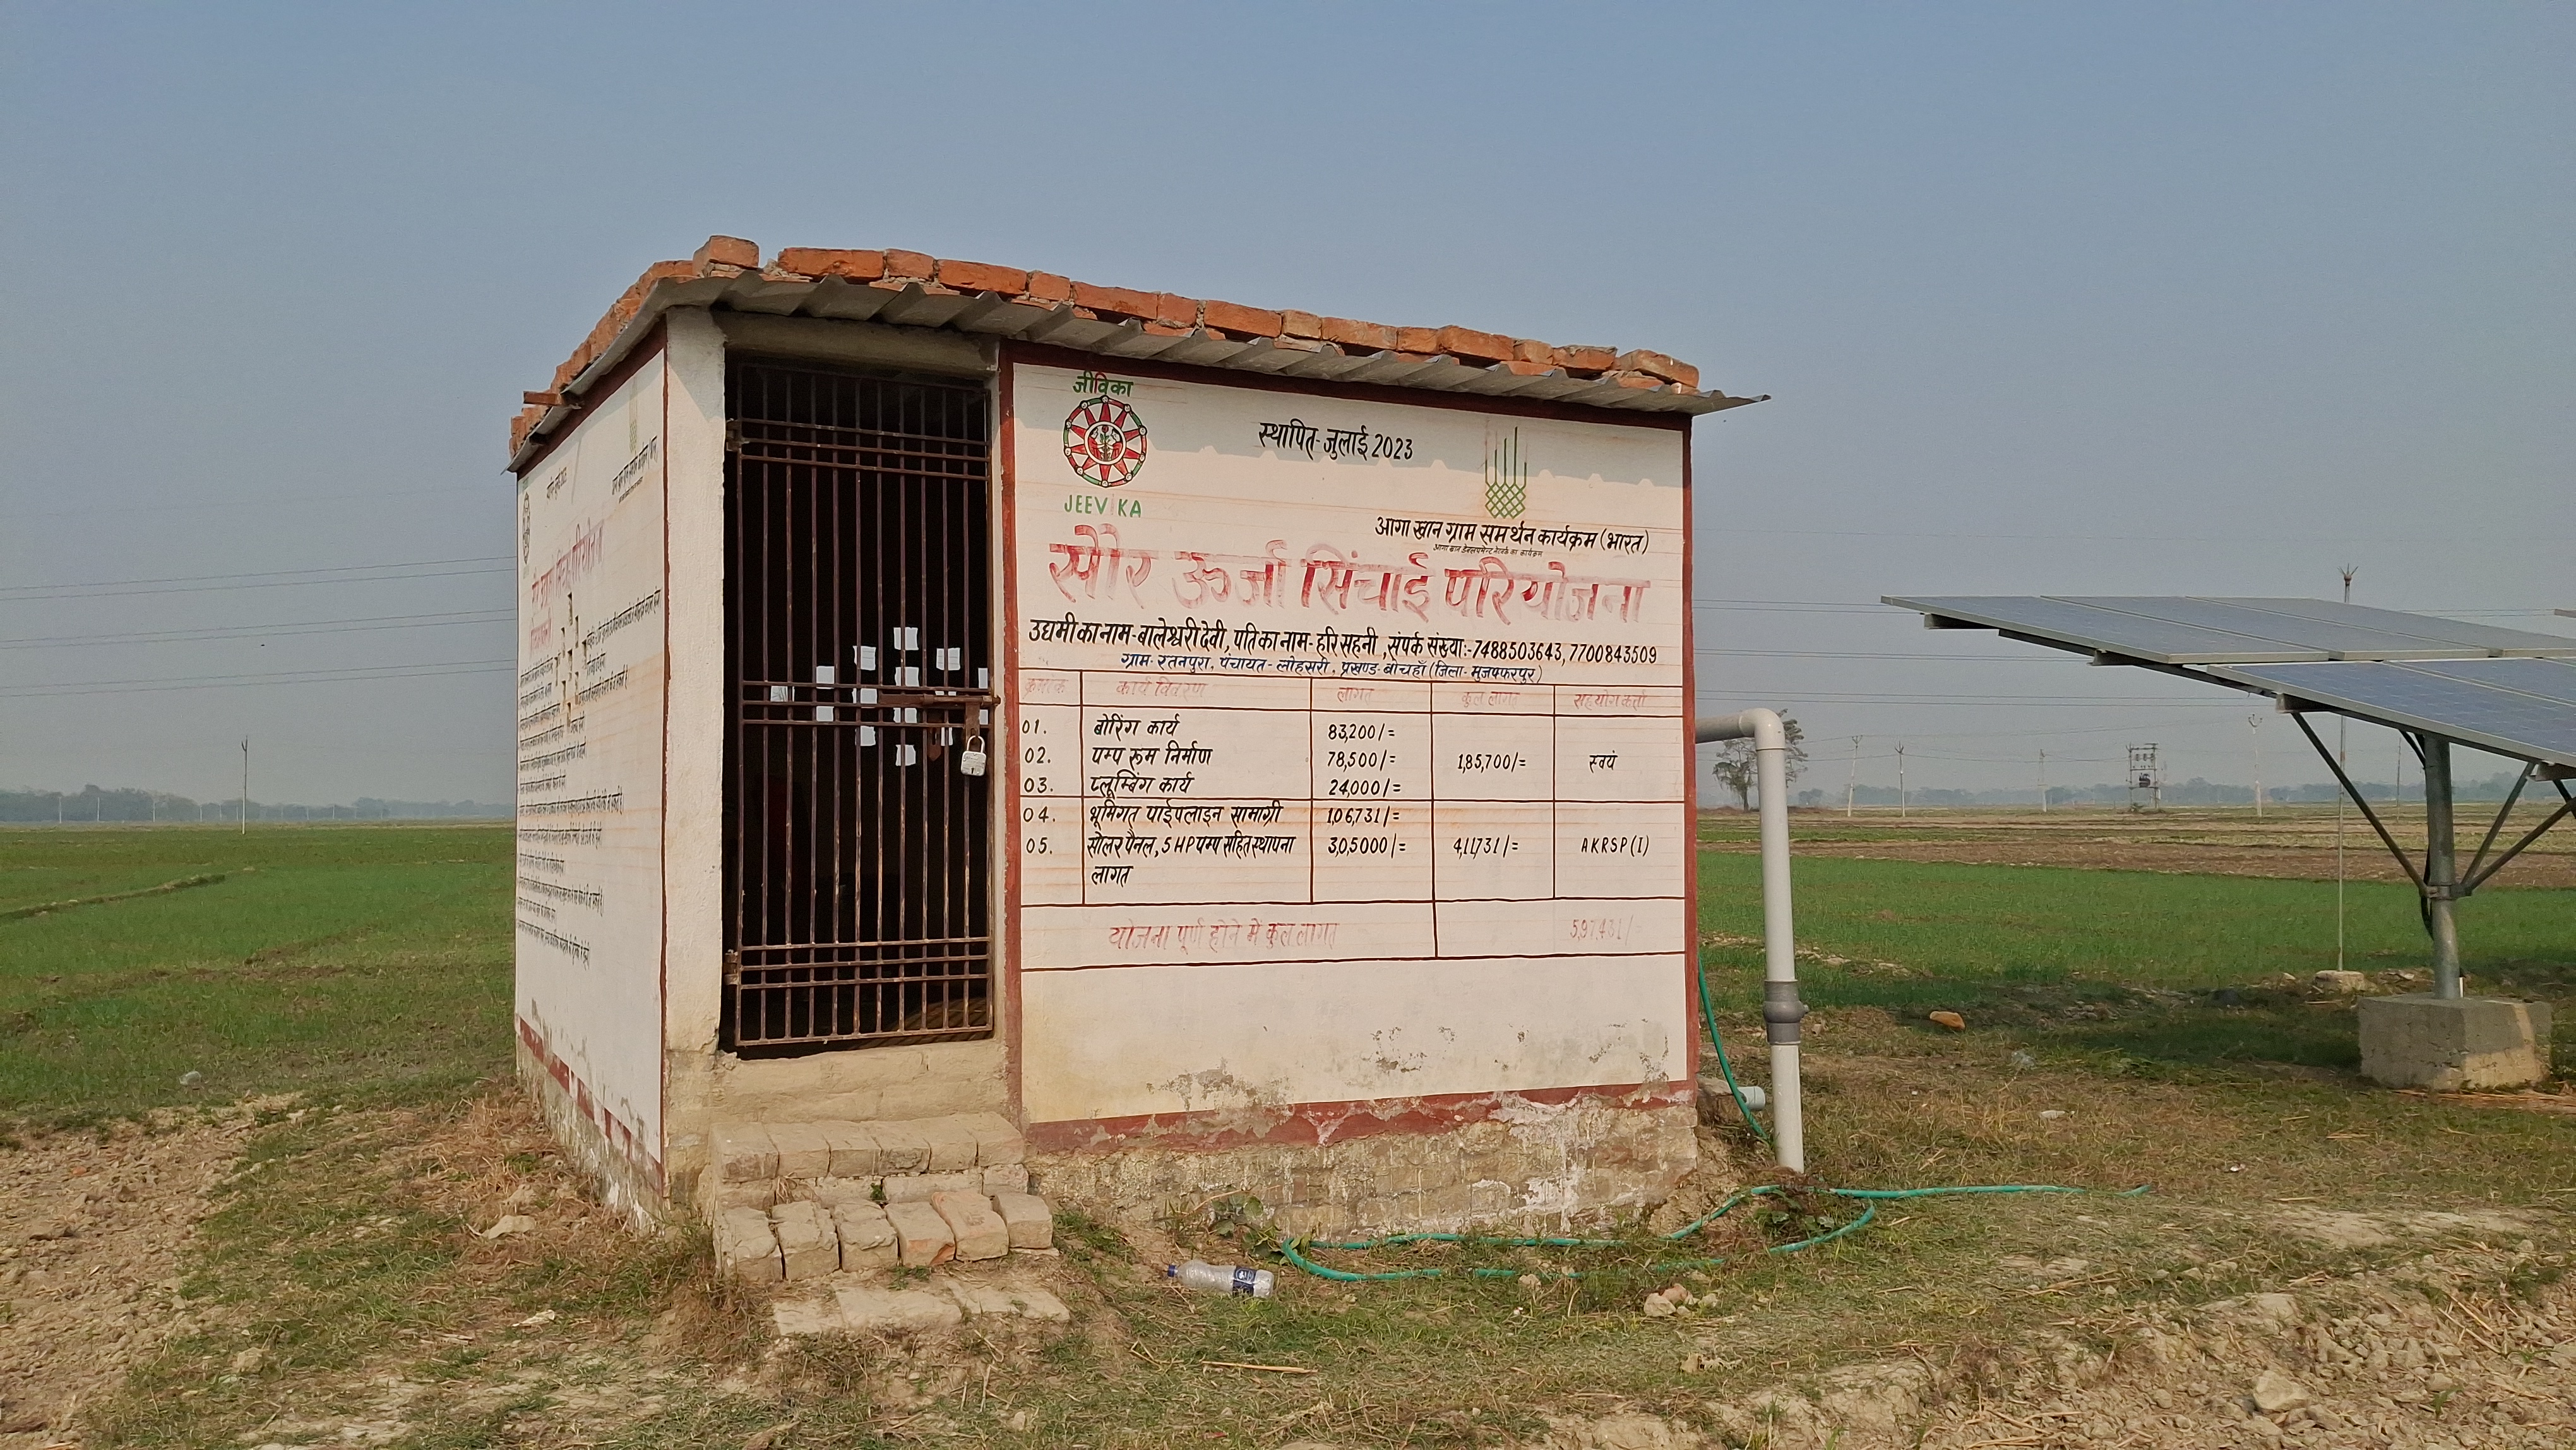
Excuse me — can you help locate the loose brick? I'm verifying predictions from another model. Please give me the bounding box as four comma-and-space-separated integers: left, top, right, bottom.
1550, 344, 1616, 375
1148, 292, 1198, 328
693, 235, 759, 270
1494, 359, 1554, 376
936, 258, 1029, 294
770, 1200, 838, 1280
713, 1124, 777, 1183
1070, 281, 1157, 319
1512, 337, 1553, 363
915, 1116, 981, 1171
772, 248, 886, 281
881, 249, 937, 280
1394, 326, 1440, 354
715, 1207, 782, 1281
882, 1170, 982, 1204
1614, 349, 1698, 390
1607, 369, 1664, 390
836, 1284, 962, 1333
766, 1122, 832, 1179
1279, 309, 1325, 340
868, 1122, 931, 1172
808, 1176, 880, 1209
1022, 271, 1073, 305
991, 1192, 1054, 1250
958, 1112, 1024, 1167
931, 1191, 1010, 1261
1201, 299, 1282, 337
1435, 325, 1514, 363
885, 1199, 955, 1267
831, 1201, 899, 1270
1320, 316, 1398, 352
715, 1178, 778, 1213
816, 1120, 888, 1177
981, 1163, 1029, 1195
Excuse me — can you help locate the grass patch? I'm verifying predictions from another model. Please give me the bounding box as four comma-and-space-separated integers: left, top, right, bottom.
0, 825, 512, 1129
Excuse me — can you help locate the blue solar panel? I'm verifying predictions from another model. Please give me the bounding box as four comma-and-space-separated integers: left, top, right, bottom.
1882, 597, 2328, 664
2056, 597, 2489, 661
2207, 661, 2576, 769
2203, 599, 2576, 659
2397, 658, 2576, 709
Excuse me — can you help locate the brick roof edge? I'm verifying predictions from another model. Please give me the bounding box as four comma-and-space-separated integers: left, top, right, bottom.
511, 237, 1744, 462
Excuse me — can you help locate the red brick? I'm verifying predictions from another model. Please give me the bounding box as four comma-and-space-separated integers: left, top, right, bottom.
773, 248, 886, 281
523, 390, 563, 406
1320, 316, 1398, 351
1512, 338, 1551, 364
1609, 369, 1663, 390
938, 258, 1029, 294
693, 235, 759, 270
1147, 292, 1196, 328
1023, 271, 1073, 305
1615, 349, 1698, 390
1436, 325, 1513, 362
1279, 309, 1325, 340
1141, 321, 1191, 337
1551, 344, 1616, 374
1394, 326, 1440, 354
882, 249, 937, 281
1071, 280, 1157, 319
1494, 359, 1554, 376
1201, 299, 1280, 337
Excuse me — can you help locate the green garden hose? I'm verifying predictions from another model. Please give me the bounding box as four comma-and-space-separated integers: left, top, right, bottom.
1696, 947, 1771, 1145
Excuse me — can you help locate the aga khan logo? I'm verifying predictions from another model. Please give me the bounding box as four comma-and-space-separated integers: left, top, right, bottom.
1484, 426, 1527, 518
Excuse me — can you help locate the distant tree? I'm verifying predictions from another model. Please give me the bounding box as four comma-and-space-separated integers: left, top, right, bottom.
1710, 714, 1807, 810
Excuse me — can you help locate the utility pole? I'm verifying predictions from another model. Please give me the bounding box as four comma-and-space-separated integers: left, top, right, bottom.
240, 737, 250, 837
1897, 743, 1908, 818
2038, 749, 2049, 813
2248, 714, 2264, 819
2336, 566, 2356, 970
1846, 736, 1860, 818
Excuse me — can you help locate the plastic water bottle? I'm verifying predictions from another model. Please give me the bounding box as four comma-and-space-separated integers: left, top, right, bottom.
1166, 1260, 1275, 1298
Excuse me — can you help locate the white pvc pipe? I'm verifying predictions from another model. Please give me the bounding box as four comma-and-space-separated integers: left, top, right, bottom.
1696, 709, 1805, 1173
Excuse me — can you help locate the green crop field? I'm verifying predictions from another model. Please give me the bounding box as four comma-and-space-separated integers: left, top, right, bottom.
7, 823, 2571, 1448
0, 824, 513, 1129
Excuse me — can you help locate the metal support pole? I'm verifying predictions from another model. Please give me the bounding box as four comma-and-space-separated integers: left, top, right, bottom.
2423, 736, 2461, 999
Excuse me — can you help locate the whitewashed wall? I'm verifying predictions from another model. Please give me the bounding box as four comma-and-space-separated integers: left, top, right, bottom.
515, 347, 671, 1166
1006, 362, 1690, 1126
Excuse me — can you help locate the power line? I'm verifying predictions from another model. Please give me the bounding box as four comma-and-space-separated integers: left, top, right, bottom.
0, 556, 513, 601
0, 608, 514, 650
0, 659, 515, 699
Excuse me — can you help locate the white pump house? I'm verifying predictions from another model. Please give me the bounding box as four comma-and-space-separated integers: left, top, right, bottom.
506, 238, 1765, 1230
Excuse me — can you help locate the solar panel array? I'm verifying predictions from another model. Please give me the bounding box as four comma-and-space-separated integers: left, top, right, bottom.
2203, 660, 2576, 769
1881, 596, 2576, 665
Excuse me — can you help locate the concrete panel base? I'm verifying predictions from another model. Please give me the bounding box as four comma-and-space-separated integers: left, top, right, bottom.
1029, 1099, 1702, 1238
2358, 993, 2553, 1091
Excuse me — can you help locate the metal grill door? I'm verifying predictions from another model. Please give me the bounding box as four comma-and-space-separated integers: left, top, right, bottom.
723, 360, 994, 1053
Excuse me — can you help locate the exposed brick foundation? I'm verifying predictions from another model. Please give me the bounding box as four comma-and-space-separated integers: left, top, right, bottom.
515, 1023, 664, 1228
1028, 1092, 1699, 1238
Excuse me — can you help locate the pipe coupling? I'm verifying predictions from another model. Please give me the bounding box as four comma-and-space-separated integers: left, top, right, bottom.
1762, 980, 1808, 1045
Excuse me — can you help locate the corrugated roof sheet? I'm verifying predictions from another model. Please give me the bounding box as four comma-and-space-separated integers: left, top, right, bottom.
508, 236, 1763, 468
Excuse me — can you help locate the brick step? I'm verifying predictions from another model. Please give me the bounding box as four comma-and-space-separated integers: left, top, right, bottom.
772, 1273, 1073, 1337
713, 1112, 1024, 1208
717, 1185, 1056, 1283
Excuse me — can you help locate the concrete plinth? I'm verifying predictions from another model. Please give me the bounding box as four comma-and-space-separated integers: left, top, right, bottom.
2358, 993, 2553, 1091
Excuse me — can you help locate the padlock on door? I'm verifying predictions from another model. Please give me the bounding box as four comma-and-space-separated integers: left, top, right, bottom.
958, 733, 989, 777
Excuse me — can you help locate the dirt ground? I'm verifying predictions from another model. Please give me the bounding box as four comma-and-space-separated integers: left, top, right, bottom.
1, 1087, 2562, 1448
0, 1111, 256, 1442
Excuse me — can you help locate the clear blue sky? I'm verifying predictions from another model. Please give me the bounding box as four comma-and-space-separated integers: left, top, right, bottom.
3, 2, 2568, 803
